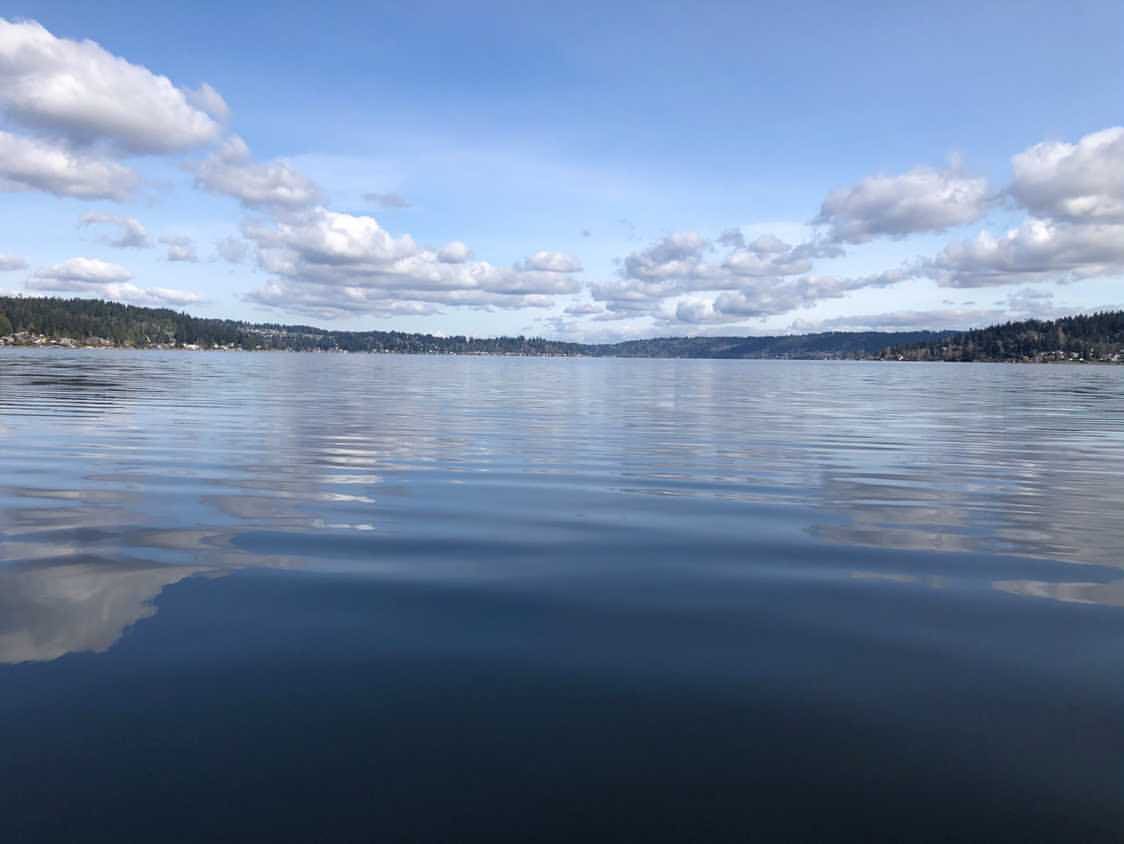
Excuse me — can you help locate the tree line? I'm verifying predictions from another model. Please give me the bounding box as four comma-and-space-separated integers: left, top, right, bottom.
887, 311, 1124, 362
5, 294, 1121, 361
0, 296, 587, 354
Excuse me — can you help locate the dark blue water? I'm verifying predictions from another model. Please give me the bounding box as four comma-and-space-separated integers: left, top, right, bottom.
3, 350, 1124, 841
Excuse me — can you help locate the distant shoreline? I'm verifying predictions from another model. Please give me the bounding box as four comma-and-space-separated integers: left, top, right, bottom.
2, 333, 1120, 364
3, 296, 1124, 363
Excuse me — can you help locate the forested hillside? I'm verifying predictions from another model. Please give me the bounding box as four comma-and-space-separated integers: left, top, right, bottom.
4, 295, 1121, 362
0, 296, 952, 358
0, 296, 586, 355
889, 312, 1124, 362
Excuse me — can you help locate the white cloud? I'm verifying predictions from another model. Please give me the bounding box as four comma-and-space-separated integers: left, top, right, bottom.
619, 231, 839, 288
1010, 127, 1124, 223
26, 257, 202, 306
0, 254, 27, 271
242, 206, 583, 317
247, 206, 417, 268
186, 83, 230, 123
667, 268, 916, 324
621, 231, 709, 281
671, 298, 739, 325
0, 19, 221, 154
437, 241, 471, 263
815, 163, 990, 243
592, 229, 848, 318
589, 278, 681, 311
160, 235, 198, 262
194, 135, 322, 210
0, 131, 137, 200
518, 250, 583, 273
31, 256, 132, 285
214, 236, 250, 264
723, 245, 811, 277
103, 282, 204, 306
716, 228, 746, 248
244, 281, 445, 319
925, 218, 1124, 287
80, 212, 151, 248
144, 284, 203, 305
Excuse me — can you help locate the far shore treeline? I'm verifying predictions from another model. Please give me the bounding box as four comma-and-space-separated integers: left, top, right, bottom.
2, 295, 1124, 362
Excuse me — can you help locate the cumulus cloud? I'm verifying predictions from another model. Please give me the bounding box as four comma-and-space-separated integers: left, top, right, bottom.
592, 229, 848, 318
0, 131, 138, 200
101, 282, 204, 306
31, 257, 132, 286
437, 241, 471, 263
667, 268, 916, 324
0, 19, 236, 204
214, 236, 250, 264
244, 281, 447, 319
621, 231, 709, 281
924, 219, 1124, 287
186, 83, 230, 123
1010, 127, 1124, 223
518, 250, 583, 273
725, 243, 816, 277
362, 191, 411, 209
749, 234, 791, 254
588, 281, 680, 314
0, 19, 221, 154
670, 298, 736, 325
80, 212, 151, 248
194, 136, 322, 210
618, 231, 839, 288
26, 256, 201, 306
160, 234, 198, 262
716, 228, 746, 249
815, 163, 990, 243
0, 254, 27, 271
242, 207, 583, 317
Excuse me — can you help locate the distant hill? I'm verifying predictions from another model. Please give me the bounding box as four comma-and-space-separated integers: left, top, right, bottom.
0, 296, 585, 356
4, 294, 1120, 362
888, 311, 1124, 362
597, 331, 952, 359
0, 295, 953, 358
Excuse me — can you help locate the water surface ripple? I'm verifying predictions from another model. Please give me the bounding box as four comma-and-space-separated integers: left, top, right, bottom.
2, 350, 1124, 841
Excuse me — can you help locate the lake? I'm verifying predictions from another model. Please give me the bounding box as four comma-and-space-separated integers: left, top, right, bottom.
2, 350, 1124, 841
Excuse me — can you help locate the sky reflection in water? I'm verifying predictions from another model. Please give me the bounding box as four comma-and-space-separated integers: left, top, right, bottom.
2, 351, 1124, 840
4, 351, 1124, 633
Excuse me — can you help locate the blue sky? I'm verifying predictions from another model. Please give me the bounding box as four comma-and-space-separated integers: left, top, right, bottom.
1, 1, 1121, 339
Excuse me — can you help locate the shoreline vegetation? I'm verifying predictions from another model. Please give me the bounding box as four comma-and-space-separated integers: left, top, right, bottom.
2, 296, 1123, 363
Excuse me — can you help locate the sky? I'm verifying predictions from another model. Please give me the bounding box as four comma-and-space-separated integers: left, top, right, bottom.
0, 0, 1121, 340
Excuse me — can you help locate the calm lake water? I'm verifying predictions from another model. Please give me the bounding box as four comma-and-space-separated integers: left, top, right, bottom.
3, 349, 1124, 841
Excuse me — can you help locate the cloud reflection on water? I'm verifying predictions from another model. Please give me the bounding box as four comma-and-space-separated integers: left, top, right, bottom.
3, 350, 1124, 665
0, 558, 211, 664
